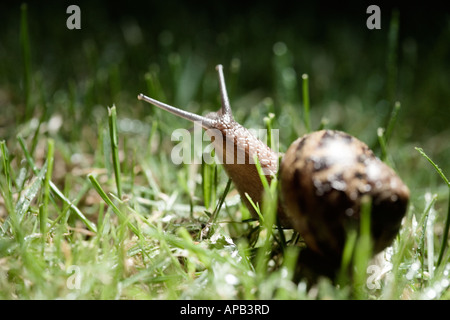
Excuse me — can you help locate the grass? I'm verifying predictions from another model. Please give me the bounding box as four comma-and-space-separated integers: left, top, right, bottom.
0, 3, 449, 300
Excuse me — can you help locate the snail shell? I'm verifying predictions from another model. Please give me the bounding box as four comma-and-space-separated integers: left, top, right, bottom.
280, 129, 409, 259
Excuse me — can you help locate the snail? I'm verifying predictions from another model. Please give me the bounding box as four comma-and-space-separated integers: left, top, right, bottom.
138, 64, 409, 271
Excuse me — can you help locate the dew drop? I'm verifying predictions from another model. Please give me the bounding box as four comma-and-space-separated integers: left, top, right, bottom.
411, 261, 420, 271
225, 274, 239, 285
425, 288, 437, 300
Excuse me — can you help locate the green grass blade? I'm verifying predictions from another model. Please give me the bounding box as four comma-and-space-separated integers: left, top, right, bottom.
252, 154, 279, 278
415, 148, 450, 187
40, 139, 54, 235
417, 194, 437, 283
302, 73, 311, 133
213, 178, 232, 221
439, 189, 450, 267
108, 105, 122, 199
88, 173, 140, 238
263, 113, 275, 150
51, 181, 97, 232
202, 178, 233, 239
352, 195, 373, 299
0, 141, 14, 210
337, 229, 358, 286
244, 193, 263, 222
0, 141, 19, 234
253, 154, 270, 191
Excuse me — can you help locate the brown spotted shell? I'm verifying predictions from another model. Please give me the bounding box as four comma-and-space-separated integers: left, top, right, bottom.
280, 130, 409, 259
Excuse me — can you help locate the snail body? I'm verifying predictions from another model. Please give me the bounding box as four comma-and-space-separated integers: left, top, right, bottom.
138, 65, 409, 266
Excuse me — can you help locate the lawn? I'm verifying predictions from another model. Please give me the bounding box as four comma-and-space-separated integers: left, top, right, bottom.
0, 2, 449, 300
